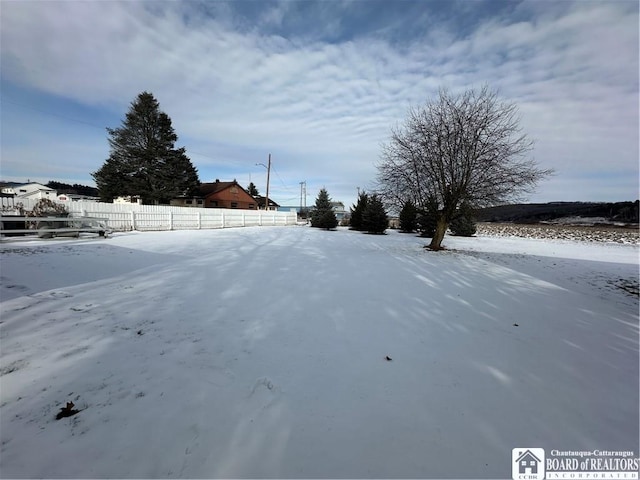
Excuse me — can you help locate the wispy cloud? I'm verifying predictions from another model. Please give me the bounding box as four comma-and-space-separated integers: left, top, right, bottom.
1, 0, 637, 205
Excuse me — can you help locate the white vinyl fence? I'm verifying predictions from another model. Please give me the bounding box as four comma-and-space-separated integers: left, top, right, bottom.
1, 198, 297, 232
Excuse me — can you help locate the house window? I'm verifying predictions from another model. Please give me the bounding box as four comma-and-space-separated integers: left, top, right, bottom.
249, 204, 255, 209
210, 200, 218, 207
197, 200, 203, 205
186, 199, 193, 205
231, 202, 238, 208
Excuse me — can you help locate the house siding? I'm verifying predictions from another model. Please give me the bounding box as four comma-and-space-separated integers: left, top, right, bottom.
205, 185, 256, 209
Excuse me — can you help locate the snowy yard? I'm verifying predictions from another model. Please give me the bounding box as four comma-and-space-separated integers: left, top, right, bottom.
1, 226, 638, 478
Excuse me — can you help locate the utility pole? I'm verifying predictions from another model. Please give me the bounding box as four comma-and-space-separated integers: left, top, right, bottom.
299, 181, 304, 212
299, 181, 307, 212
256, 155, 272, 211
265, 154, 271, 211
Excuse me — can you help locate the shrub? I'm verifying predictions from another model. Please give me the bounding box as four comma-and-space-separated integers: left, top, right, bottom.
28, 198, 68, 217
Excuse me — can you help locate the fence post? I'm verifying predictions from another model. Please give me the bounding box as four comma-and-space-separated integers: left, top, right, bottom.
131, 211, 136, 231
242, 213, 245, 227
221, 210, 225, 228
169, 211, 173, 230
197, 211, 201, 229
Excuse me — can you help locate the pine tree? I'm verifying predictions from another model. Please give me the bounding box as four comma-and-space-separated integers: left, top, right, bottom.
349, 191, 368, 231
247, 182, 259, 197
92, 92, 200, 204
449, 214, 476, 236
417, 196, 439, 238
417, 210, 437, 238
362, 194, 388, 234
399, 200, 418, 233
311, 188, 338, 229
450, 204, 477, 236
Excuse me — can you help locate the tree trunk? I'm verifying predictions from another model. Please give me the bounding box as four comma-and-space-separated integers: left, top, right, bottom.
428, 216, 448, 250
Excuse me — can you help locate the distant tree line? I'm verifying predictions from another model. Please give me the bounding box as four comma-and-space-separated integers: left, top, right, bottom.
475, 201, 639, 224
46, 181, 99, 197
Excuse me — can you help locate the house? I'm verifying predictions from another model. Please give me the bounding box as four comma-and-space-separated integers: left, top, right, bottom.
7, 182, 57, 201
169, 196, 205, 208
57, 194, 100, 202
114, 196, 142, 204
331, 201, 347, 222
254, 196, 280, 211
516, 450, 541, 475
171, 180, 257, 209
1, 184, 17, 196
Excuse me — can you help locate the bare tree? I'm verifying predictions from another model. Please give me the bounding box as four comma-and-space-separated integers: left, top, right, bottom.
377, 86, 552, 249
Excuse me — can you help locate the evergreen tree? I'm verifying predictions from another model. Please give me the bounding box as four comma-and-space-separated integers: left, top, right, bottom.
349, 191, 368, 231
450, 204, 477, 236
247, 182, 259, 197
92, 91, 200, 204
311, 188, 338, 229
399, 200, 418, 233
362, 194, 388, 234
417, 196, 439, 238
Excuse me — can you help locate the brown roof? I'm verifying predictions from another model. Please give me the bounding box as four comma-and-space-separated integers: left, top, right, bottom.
255, 196, 280, 208
199, 181, 240, 196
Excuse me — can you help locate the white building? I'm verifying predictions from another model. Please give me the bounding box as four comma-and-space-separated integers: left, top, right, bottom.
12, 183, 57, 200
113, 196, 142, 204
331, 201, 347, 221
57, 193, 100, 202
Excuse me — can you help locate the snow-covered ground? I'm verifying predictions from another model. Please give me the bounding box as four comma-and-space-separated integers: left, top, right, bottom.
1, 226, 638, 478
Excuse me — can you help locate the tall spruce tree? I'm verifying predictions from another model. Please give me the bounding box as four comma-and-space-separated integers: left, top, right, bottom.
362, 194, 388, 234
349, 191, 368, 231
311, 188, 338, 229
92, 92, 200, 204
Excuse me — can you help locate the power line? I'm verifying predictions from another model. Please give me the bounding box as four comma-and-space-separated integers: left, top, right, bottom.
270, 164, 296, 194
5, 99, 308, 198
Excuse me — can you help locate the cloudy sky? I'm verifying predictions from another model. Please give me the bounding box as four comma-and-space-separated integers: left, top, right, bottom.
1, 0, 638, 208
